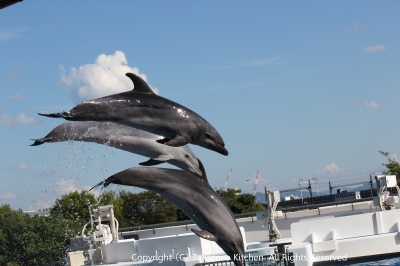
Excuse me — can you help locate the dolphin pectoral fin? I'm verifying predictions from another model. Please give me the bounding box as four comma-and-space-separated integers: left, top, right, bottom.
156, 136, 188, 147
139, 155, 173, 166
156, 137, 171, 144
152, 154, 173, 162
139, 159, 164, 166
191, 229, 217, 241
30, 137, 53, 146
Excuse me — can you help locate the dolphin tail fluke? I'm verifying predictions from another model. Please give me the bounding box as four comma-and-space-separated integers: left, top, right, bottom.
88, 180, 104, 191
234, 258, 243, 266
88, 176, 116, 191
30, 137, 53, 146
38, 112, 71, 119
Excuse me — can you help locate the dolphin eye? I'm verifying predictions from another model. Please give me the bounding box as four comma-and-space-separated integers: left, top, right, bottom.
185, 154, 189, 158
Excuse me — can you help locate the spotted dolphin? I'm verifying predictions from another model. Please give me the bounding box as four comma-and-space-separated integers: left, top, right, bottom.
31, 121, 202, 176
90, 160, 244, 265
38, 73, 228, 156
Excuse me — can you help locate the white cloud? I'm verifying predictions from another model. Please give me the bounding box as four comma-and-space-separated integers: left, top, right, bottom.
208, 57, 284, 70
57, 179, 79, 194
28, 200, 53, 211
59, 50, 158, 102
0, 162, 28, 171
0, 28, 23, 41
242, 58, 283, 67
345, 22, 362, 33
17, 163, 27, 170
56, 179, 79, 195
362, 45, 387, 53
16, 112, 36, 124
362, 101, 380, 109
10, 93, 26, 100
0, 192, 17, 199
0, 112, 37, 127
316, 163, 343, 174
84, 186, 101, 198
0, 113, 12, 125
55, 179, 102, 197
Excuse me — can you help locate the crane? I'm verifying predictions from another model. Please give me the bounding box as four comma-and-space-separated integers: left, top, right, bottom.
246, 171, 259, 196
221, 168, 232, 191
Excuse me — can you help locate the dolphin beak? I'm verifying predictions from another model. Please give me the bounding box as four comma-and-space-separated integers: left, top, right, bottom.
220, 146, 229, 156
215, 143, 229, 156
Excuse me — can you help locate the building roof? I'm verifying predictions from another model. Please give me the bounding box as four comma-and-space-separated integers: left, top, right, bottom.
0, 0, 22, 10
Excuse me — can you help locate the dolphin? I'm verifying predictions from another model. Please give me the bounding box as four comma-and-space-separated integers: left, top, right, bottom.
38, 73, 228, 156
30, 121, 202, 176
90, 160, 244, 265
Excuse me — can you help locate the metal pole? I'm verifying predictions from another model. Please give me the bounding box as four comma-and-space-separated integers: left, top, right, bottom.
246, 179, 255, 195
313, 177, 318, 196
109, 206, 117, 243
369, 175, 374, 197
299, 178, 303, 199
266, 190, 277, 242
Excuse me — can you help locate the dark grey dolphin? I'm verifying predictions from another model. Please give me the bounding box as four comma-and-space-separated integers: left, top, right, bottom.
31, 121, 202, 176
38, 73, 228, 156
90, 160, 244, 265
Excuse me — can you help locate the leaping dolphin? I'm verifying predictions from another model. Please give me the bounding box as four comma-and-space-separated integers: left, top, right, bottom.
31, 121, 202, 176
38, 73, 228, 156
90, 160, 244, 265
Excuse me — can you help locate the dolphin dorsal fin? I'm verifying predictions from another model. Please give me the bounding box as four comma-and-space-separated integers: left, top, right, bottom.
191, 229, 217, 241
125, 73, 155, 94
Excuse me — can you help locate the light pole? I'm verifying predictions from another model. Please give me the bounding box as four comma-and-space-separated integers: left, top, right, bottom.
246, 179, 255, 195
312, 177, 318, 196
299, 178, 308, 199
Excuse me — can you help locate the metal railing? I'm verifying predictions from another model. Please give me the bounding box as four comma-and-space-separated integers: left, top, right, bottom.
195, 260, 268, 266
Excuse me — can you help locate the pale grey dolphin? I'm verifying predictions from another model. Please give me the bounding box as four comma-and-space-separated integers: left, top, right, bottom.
38, 73, 228, 156
30, 121, 202, 176
90, 160, 244, 266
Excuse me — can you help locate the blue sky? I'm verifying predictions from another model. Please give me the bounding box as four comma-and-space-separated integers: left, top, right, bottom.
1, 1, 399, 211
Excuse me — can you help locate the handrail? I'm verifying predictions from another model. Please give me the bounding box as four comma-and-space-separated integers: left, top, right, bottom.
118, 198, 374, 233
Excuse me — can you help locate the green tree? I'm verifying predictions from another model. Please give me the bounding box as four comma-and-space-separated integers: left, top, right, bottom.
50, 190, 97, 223
0, 204, 69, 266
217, 189, 265, 214
176, 209, 189, 221
379, 150, 400, 183
118, 190, 178, 227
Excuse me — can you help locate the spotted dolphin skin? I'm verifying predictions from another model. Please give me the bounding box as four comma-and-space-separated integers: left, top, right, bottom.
31, 121, 202, 176
90, 160, 244, 266
38, 73, 228, 156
